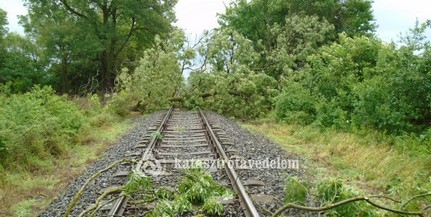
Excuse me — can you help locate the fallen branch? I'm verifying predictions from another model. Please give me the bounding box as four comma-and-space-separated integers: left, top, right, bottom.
272, 196, 424, 217
89, 196, 121, 216
81, 187, 123, 217
63, 159, 135, 217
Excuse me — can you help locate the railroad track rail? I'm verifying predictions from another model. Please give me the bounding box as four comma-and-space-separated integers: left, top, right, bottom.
85, 108, 272, 216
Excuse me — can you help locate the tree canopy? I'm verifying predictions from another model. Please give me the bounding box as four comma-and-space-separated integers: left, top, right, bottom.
20, 0, 177, 93
217, 0, 376, 80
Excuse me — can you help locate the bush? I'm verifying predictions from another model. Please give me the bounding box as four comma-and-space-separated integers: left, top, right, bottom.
0, 86, 86, 169
351, 47, 431, 134
107, 91, 139, 117
275, 32, 431, 136
275, 82, 316, 124
74, 94, 120, 127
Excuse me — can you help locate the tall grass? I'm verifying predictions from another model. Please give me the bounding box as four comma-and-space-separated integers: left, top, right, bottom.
0, 86, 86, 170
0, 85, 135, 216
243, 122, 431, 215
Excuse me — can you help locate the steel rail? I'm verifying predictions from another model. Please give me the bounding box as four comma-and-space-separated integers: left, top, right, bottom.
109, 107, 259, 216
198, 109, 260, 217
108, 107, 173, 217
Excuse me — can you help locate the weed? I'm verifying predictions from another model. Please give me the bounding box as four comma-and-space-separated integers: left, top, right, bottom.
150, 131, 163, 141
13, 199, 38, 217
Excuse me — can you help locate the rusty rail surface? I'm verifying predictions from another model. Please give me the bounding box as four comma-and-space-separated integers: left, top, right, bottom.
108, 107, 173, 216
198, 109, 260, 217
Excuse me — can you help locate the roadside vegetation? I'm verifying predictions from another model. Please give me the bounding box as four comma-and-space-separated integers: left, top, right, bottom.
244, 122, 431, 216
0, 84, 140, 216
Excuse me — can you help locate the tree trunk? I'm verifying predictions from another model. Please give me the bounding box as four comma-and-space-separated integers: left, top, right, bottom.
60, 45, 69, 94
100, 48, 117, 93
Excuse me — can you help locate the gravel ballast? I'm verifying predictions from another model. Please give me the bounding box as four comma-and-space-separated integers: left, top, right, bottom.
39, 111, 166, 217
40, 110, 310, 217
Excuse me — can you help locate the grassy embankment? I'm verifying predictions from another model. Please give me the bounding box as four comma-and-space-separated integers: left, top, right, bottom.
243, 121, 431, 215
0, 87, 138, 217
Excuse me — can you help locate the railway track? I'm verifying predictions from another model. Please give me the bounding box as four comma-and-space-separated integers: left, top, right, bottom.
83, 108, 270, 216
38, 108, 298, 217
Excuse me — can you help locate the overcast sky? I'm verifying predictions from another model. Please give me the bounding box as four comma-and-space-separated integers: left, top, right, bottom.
0, 0, 430, 43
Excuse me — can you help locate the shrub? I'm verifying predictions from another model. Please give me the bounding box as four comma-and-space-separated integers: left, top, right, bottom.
107, 91, 139, 117
0, 86, 86, 169
275, 82, 316, 124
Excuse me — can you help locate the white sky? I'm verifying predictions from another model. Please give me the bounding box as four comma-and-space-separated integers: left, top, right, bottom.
0, 0, 430, 42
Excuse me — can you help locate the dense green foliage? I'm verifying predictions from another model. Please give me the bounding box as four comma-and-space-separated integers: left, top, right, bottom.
184, 28, 278, 118
143, 166, 233, 216
0, 33, 48, 92
0, 86, 85, 169
218, 0, 375, 80
1, 0, 177, 94
113, 30, 185, 115
0, 8, 48, 92
184, 0, 378, 121
0, 85, 129, 172
220, 0, 375, 44
182, 0, 431, 138
276, 25, 431, 135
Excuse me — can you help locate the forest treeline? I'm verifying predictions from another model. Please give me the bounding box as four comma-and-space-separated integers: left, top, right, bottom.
185, 0, 431, 137
1, 0, 431, 170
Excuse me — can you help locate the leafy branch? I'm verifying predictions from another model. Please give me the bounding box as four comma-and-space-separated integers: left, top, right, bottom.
64, 159, 136, 217
65, 159, 232, 217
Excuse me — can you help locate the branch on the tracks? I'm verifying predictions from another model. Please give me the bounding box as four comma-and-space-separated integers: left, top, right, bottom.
80, 187, 123, 217
272, 195, 426, 217
63, 159, 135, 217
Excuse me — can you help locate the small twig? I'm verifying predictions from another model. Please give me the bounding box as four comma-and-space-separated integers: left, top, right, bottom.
63, 159, 135, 217
368, 195, 402, 204
401, 192, 431, 209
